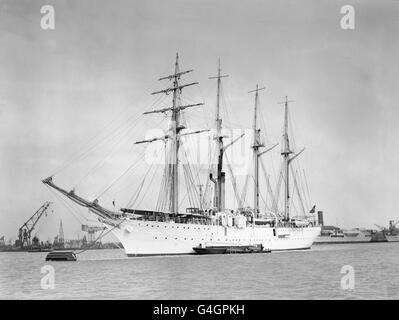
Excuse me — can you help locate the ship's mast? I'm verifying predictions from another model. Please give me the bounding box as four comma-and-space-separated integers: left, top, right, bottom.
140, 53, 203, 216
170, 54, 180, 215
248, 85, 265, 218
279, 96, 294, 220
209, 60, 229, 212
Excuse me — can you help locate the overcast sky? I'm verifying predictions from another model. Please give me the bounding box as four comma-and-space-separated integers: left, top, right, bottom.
1, 0, 399, 242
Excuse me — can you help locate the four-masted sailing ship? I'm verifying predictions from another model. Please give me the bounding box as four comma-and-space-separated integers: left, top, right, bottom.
43, 54, 321, 256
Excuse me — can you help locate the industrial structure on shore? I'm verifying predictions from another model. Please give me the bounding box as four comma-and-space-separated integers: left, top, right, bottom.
0, 201, 120, 252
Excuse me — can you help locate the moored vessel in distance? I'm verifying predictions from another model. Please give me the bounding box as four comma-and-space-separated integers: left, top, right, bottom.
371, 220, 399, 242
314, 220, 399, 244
314, 226, 372, 244
42, 54, 321, 256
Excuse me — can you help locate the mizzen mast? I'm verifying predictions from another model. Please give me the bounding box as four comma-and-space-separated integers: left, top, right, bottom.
209, 60, 229, 212
278, 96, 295, 220
248, 85, 265, 218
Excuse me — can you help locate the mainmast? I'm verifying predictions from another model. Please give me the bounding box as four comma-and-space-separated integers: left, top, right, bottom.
209, 60, 229, 212
248, 85, 265, 218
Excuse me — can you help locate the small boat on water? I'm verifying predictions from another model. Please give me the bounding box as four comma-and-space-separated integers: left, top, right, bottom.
193, 243, 269, 255
45, 251, 77, 261
226, 244, 270, 254
193, 246, 228, 255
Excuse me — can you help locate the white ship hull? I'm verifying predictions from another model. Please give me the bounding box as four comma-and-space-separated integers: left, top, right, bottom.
105, 219, 321, 256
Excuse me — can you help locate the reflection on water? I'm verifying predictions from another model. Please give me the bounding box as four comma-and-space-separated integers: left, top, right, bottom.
1, 242, 398, 299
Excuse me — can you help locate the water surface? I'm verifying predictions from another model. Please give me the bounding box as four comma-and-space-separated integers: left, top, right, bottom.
1, 242, 398, 299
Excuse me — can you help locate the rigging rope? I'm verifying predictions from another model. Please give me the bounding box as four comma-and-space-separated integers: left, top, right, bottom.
225, 154, 243, 208
240, 174, 250, 207
52, 112, 143, 176
133, 159, 162, 209
291, 167, 306, 216
95, 154, 146, 200
125, 161, 155, 209
178, 144, 202, 210
51, 89, 170, 177
72, 119, 140, 189
260, 158, 276, 211
273, 163, 283, 213
303, 169, 312, 208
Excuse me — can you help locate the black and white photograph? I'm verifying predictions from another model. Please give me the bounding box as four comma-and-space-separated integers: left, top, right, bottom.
0, 0, 398, 305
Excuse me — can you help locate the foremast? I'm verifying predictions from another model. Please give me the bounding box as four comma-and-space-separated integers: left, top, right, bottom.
167, 54, 182, 215
138, 53, 205, 216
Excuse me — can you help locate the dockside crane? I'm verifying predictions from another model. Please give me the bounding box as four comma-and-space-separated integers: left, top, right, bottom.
17, 201, 52, 248
375, 220, 399, 236
389, 220, 399, 228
